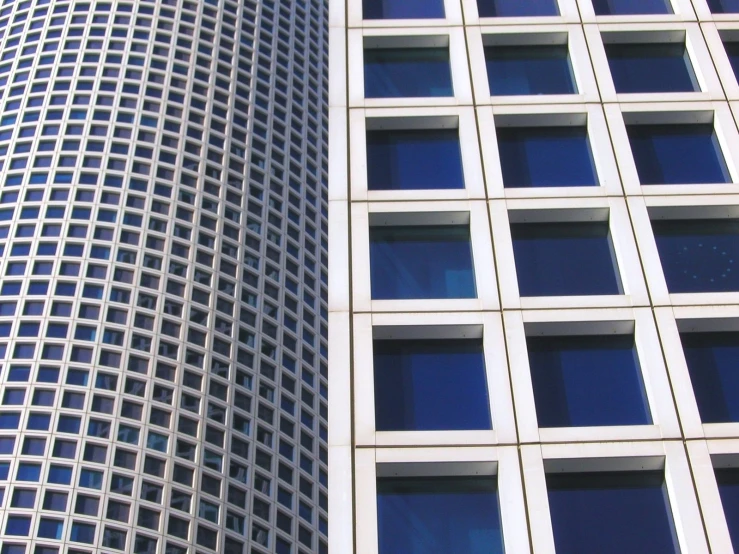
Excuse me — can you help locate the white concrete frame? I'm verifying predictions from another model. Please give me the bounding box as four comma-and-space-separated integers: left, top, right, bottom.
490, 196, 650, 310
347, 0, 465, 27
466, 25, 600, 105
350, 107, 487, 201
701, 23, 739, 100
461, 0, 581, 25
576, 0, 697, 23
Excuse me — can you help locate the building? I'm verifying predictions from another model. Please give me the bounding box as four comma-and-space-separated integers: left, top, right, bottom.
328, 0, 739, 552
0, 1, 328, 554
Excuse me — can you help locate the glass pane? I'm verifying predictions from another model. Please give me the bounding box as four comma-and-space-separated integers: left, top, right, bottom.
651, 219, 739, 293
724, 41, 739, 81
679, 331, 739, 423
370, 225, 477, 300
485, 45, 576, 96
593, 0, 672, 15
377, 477, 504, 554
498, 126, 598, 188
363, 0, 445, 19
373, 339, 492, 431
364, 48, 453, 98
477, 0, 559, 17
367, 129, 464, 191
628, 124, 731, 185
511, 222, 623, 296
527, 334, 651, 427
547, 471, 680, 554
716, 468, 739, 551
708, 0, 739, 13
606, 43, 698, 93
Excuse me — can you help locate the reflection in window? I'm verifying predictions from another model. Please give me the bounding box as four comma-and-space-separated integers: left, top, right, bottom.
708, 0, 739, 13
477, 0, 559, 17
724, 41, 739, 81
485, 45, 576, 96
364, 48, 453, 98
592, 0, 672, 14
363, 0, 444, 19
606, 42, 698, 93
716, 468, 739, 551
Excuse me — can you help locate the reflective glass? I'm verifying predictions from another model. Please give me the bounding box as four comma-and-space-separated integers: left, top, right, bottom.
485, 45, 576, 96
680, 331, 739, 423
708, 0, 739, 13
547, 471, 680, 554
497, 126, 598, 188
511, 222, 623, 296
364, 48, 453, 98
527, 334, 651, 427
652, 219, 739, 293
592, 0, 672, 14
377, 477, 503, 554
606, 43, 698, 93
627, 124, 730, 185
367, 129, 464, 191
477, 0, 559, 17
373, 339, 491, 431
370, 225, 476, 300
716, 468, 739, 551
724, 42, 739, 81
363, 0, 444, 19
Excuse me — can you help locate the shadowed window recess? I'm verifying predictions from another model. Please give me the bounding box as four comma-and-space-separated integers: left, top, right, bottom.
363, 0, 445, 19
364, 48, 453, 98
592, 0, 672, 14
486, 44, 576, 96
477, 0, 559, 17
606, 42, 698, 93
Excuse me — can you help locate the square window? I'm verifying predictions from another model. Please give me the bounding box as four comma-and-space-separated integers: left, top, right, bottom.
511, 221, 622, 296
485, 44, 575, 96
370, 225, 476, 300
363, 0, 444, 19
527, 333, 651, 427
606, 42, 698, 93
11, 488, 36, 508
43, 490, 68, 511
377, 477, 503, 553
627, 123, 730, 185
547, 471, 679, 554
715, 468, 739, 550
708, 0, 739, 13
497, 126, 598, 188
373, 338, 491, 431
367, 129, 464, 191
477, 0, 559, 17
723, 41, 739, 81
652, 218, 739, 293
592, 0, 672, 14
364, 48, 453, 98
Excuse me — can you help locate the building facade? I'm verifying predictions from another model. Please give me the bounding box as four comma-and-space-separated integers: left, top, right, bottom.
0, 1, 328, 553
329, 0, 739, 552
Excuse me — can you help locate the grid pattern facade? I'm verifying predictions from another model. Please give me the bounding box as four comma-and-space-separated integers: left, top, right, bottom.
0, 1, 328, 553
329, 0, 739, 552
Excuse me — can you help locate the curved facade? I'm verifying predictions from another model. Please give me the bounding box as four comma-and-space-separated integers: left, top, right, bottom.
0, 1, 328, 553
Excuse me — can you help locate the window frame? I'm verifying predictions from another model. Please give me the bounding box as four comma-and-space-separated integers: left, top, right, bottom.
461, 0, 581, 23
349, 0, 463, 26
576, 0, 697, 21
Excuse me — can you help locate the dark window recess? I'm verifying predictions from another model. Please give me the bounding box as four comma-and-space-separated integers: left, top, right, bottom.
477, 0, 559, 17
606, 43, 698, 93
364, 48, 453, 98
716, 468, 739, 552
592, 0, 673, 14
363, 0, 445, 19
485, 44, 576, 96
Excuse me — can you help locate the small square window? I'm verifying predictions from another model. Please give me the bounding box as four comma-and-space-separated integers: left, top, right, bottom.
606, 42, 698, 93
511, 221, 623, 296
547, 471, 679, 553
377, 477, 503, 553
708, 0, 739, 13
527, 333, 651, 427
370, 225, 476, 300
364, 48, 453, 98
11, 488, 36, 508
651, 218, 739, 293
497, 125, 598, 188
374, 338, 491, 431
485, 44, 575, 96
592, 0, 672, 14
477, 0, 559, 17
363, 0, 444, 19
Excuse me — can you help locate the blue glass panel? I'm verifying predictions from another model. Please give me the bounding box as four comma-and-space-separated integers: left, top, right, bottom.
708, 0, 739, 13
628, 124, 730, 185
363, 0, 445, 19
364, 48, 453, 98
592, 0, 672, 14
716, 468, 739, 551
652, 219, 739, 293
477, 0, 559, 17
606, 43, 698, 93
528, 334, 651, 427
547, 471, 680, 554
370, 226, 476, 300
485, 45, 576, 96
377, 478, 503, 554
373, 339, 491, 431
724, 42, 739, 81
367, 129, 464, 191
680, 332, 739, 423
498, 126, 598, 188
511, 222, 623, 296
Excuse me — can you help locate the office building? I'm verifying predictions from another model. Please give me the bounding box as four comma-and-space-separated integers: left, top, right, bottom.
0, 1, 328, 553
328, 0, 739, 552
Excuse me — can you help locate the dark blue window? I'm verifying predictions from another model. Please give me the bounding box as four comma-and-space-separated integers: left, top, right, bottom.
373, 339, 491, 431
511, 222, 623, 296
367, 129, 464, 191
497, 126, 598, 188
592, 0, 672, 14
364, 48, 453, 98
708, 0, 739, 13
477, 0, 559, 16
716, 468, 739, 551
606, 43, 698, 93
652, 219, 739, 293
370, 225, 476, 300
627, 124, 730, 185
528, 334, 651, 427
680, 331, 739, 423
547, 471, 679, 554
363, 0, 444, 19
377, 478, 503, 554
485, 45, 576, 96
724, 42, 739, 81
